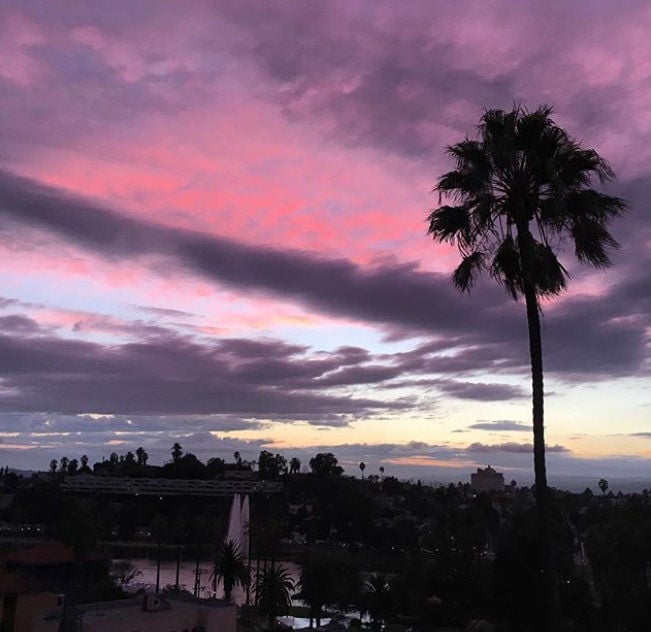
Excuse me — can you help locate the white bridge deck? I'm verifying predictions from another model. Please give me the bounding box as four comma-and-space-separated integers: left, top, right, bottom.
61, 475, 282, 496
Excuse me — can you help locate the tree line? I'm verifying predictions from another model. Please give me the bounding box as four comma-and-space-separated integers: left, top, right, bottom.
44, 444, 355, 480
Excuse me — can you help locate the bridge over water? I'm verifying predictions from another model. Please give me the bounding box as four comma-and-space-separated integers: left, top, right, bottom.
60, 475, 282, 496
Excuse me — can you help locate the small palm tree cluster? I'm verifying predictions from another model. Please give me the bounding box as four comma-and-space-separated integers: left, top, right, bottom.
210, 539, 295, 629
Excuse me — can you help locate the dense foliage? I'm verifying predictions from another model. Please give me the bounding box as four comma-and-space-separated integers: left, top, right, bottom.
1, 451, 649, 631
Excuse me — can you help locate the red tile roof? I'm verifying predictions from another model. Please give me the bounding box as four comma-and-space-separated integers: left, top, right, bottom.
3, 542, 105, 565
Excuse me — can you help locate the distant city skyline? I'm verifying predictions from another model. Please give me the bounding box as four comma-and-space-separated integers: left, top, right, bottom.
0, 1, 649, 486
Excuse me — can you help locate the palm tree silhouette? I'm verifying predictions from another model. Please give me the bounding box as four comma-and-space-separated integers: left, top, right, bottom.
171, 442, 183, 463
255, 563, 294, 629
298, 556, 338, 627
362, 573, 392, 630
428, 104, 626, 630
211, 539, 250, 603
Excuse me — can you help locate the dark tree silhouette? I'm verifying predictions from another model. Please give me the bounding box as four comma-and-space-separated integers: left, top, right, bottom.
171, 442, 183, 463
67, 458, 78, 476
255, 563, 294, 629
362, 573, 393, 630
309, 453, 343, 477
135, 446, 148, 466
258, 451, 288, 479
289, 457, 301, 475
428, 104, 626, 631
359, 461, 366, 479
298, 556, 339, 628
211, 539, 250, 603
598, 478, 609, 495
79, 454, 90, 473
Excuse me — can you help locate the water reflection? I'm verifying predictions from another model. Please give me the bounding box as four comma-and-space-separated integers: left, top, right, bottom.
120, 558, 301, 604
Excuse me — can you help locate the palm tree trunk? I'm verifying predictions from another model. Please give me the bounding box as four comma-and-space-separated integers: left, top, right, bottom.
155, 539, 162, 594
175, 545, 181, 591
523, 283, 547, 495
517, 220, 560, 632
524, 284, 560, 631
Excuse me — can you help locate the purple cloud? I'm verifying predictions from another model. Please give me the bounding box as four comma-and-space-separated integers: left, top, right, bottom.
1, 171, 648, 383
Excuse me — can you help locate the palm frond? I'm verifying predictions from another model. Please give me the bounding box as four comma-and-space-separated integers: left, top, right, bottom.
490, 236, 521, 299
436, 169, 485, 198
427, 205, 470, 244
531, 243, 569, 296
564, 189, 627, 221
571, 217, 620, 268
430, 104, 627, 300
452, 251, 485, 292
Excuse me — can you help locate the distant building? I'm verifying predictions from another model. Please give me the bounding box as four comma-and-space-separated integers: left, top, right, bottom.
471, 466, 505, 492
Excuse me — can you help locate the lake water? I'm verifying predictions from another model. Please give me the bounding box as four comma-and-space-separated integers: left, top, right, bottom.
121, 558, 367, 628
120, 558, 301, 604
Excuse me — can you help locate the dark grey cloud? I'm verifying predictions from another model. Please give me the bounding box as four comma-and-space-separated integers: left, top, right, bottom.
437, 380, 526, 402
1, 171, 647, 384
0, 314, 42, 334
466, 442, 571, 454
0, 323, 408, 416
0, 412, 265, 435
468, 420, 530, 432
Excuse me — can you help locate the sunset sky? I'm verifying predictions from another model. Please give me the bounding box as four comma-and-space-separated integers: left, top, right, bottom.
0, 0, 649, 488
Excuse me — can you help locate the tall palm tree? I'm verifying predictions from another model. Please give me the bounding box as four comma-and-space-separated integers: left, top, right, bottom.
255, 563, 294, 630
428, 104, 626, 630
211, 539, 250, 603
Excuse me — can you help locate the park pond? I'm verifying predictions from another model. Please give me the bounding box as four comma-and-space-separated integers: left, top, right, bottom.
118, 558, 342, 629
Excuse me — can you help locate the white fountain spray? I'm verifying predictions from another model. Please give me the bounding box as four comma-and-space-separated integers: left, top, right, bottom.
225, 493, 250, 559
226, 493, 242, 548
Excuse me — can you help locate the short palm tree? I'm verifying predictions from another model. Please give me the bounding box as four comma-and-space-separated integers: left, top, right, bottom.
211, 539, 250, 603
255, 563, 294, 630
428, 104, 626, 630
298, 557, 339, 627
362, 573, 392, 630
